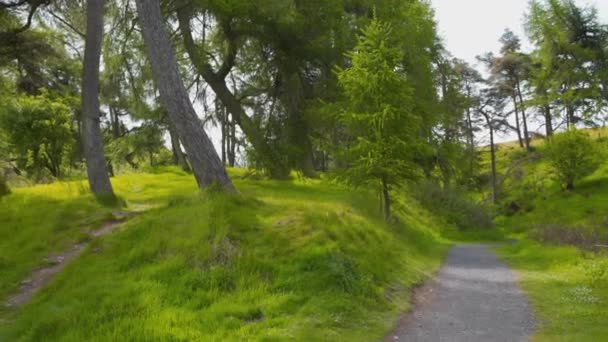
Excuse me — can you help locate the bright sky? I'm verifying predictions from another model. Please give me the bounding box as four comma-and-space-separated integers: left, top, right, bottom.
430, 0, 608, 66
430, 0, 608, 142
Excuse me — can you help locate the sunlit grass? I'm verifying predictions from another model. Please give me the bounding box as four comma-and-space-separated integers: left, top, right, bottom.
0, 167, 448, 340
497, 240, 608, 341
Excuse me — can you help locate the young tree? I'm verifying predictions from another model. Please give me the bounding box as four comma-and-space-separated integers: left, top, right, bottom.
82, 0, 114, 196
546, 129, 601, 191
134, 0, 235, 192
337, 19, 421, 221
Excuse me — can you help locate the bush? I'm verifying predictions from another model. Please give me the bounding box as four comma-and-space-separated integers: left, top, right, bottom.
545, 129, 601, 190
533, 224, 608, 250
413, 181, 494, 230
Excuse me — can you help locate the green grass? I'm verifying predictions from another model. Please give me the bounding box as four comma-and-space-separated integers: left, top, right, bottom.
0, 168, 196, 301
497, 240, 608, 341
0, 168, 448, 341
487, 130, 608, 341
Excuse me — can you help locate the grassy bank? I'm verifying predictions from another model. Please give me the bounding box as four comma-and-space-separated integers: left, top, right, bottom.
489, 129, 608, 341
497, 240, 608, 341
0, 169, 196, 301
0, 169, 448, 341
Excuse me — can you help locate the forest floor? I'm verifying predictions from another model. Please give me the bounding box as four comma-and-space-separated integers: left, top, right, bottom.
387, 244, 535, 342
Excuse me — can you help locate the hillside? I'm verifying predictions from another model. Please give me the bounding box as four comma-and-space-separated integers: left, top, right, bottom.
486, 130, 608, 341
0, 169, 449, 341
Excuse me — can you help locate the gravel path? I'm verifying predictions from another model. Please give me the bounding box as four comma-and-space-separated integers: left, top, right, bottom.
387, 244, 535, 342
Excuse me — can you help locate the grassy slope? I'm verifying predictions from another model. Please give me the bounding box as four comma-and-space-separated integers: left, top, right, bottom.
0, 168, 448, 341
487, 130, 608, 341
0, 169, 196, 300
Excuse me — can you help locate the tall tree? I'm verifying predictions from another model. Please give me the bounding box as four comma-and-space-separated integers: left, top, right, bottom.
134, 0, 235, 192
476, 87, 509, 204
81, 0, 114, 196
337, 19, 421, 221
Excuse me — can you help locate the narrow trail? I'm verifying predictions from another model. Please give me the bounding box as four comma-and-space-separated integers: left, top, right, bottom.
388, 244, 535, 342
4, 212, 135, 308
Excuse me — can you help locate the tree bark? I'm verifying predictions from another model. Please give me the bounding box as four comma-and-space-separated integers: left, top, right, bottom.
512, 96, 524, 148
176, 7, 289, 179
0, 173, 10, 197
516, 82, 531, 150
82, 0, 114, 196
544, 104, 553, 137
488, 122, 498, 205
135, 0, 234, 192
168, 123, 190, 172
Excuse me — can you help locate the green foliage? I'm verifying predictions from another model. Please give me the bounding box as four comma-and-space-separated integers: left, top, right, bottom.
413, 181, 494, 231
545, 129, 601, 190
0, 91, 75, 180
335, 19, 421, 215
0, 168, 448, 341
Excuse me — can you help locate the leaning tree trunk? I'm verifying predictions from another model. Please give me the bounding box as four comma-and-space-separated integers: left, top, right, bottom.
516, 82, 531, 151
512, 96, 524, 149
168, 122, 190, 172
135, 0, 234, 192
82, 0, 114, 196
176, 7, 289, 179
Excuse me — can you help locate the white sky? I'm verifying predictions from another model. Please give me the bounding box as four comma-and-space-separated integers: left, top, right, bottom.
430, 0, 608, 143
430, 0, 608, 66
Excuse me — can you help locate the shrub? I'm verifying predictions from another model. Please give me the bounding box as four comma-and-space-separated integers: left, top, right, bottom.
533, 224, 608, 250
545, 129, 601, 190
413, 181, 494, 230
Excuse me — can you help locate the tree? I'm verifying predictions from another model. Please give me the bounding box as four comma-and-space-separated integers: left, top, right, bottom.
82, 0, 114, 196
476, 87, 509, 204
336, 19, 421, 221
546, 129, 600, 190
0, 92, 75, 179
526, 0, 607, 129
481, 30, 533, 151
134, 0, 235, 192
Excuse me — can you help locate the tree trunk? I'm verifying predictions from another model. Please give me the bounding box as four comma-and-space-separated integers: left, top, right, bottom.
566, 178, 574, 191
544, 104, 553, 137
0, 173, 9, 197
176, 7, 289, 179
489, 124, 497, 205
516, 82, 531, 151
135, 0, 234, 192
512, 96, 524, 148
219, 100, 226, 165
228, 114, 236, 167
567, 105, 575, 129
82, 0, 114, 196
381, 176, 391, 222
